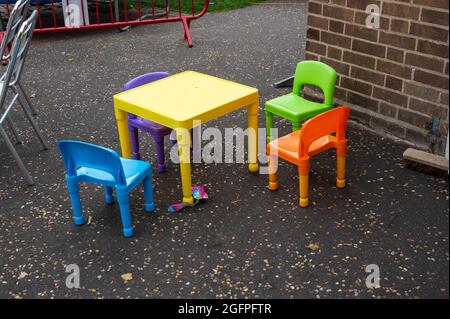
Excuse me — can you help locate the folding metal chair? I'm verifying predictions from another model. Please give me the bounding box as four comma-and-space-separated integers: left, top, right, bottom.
0, 10, 47, 185
0, 0, 37, 116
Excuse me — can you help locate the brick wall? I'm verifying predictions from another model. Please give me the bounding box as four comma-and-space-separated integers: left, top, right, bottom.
305, 0, 449, 155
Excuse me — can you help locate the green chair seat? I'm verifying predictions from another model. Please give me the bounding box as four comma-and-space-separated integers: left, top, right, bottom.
265, 60, 337, 143
265, 93, 333, 122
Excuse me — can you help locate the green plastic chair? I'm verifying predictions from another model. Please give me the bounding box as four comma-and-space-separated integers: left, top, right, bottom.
265, 60, 337, 143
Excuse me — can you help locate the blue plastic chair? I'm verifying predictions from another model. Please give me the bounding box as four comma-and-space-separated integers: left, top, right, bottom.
58, 140, 155, 237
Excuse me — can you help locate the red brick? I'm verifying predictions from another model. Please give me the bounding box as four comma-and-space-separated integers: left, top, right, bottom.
413, 0, 449, 10
343, 51, 376, 69
307, 14, 329, 30
373, 87, 409, 107
403, 82, 441, 103
304, 0, 450, 153
323, 4, 355, 22
386, 47, 404, 63
409, 98, 448, 118
377, 60, 412, 79
329, 20, 345, 33
347, 0, 381, 10
306, 41, 327, 56
351, 66, 386, 86
320, 57, 350, 75
307, 28, 321, 41
309, 1, 322, 14
414, 70, 449, 90
390, 19, 410, 33
321, 31, 351, 49
340, 77, 373, 95
385, 76, 403, 92
327, 46, 342, 60
352, 39, 386, 58
334, 87, 347, 100
417, 40, 449, 59
347, 92, 379, 112
410, 23, 448, 42
421, 8, 449, 27
345, 24, 378, 42
440, 92, 449, 106
379, 32, 416, 50
405, 52, 445, 72
330, 0, 346, 6
382, 2, 420, 19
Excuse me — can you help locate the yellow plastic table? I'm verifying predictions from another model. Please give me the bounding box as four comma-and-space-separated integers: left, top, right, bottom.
113, 71, 259, 203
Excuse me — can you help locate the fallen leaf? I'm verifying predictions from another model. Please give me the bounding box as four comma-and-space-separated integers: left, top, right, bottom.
17, 271, 28, 280
306, 242, 320, 251
121, 273, 133, 282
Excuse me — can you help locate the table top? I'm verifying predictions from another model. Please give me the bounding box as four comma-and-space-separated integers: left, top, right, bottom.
113, 71, 258, 129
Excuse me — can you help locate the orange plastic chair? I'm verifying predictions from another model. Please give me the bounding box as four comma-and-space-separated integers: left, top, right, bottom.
267, 106, 350, 207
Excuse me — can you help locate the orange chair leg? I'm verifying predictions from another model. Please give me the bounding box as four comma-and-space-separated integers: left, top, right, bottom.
299, 171, 309, 207
268, 156, 279, 191
336, 156, 346, 188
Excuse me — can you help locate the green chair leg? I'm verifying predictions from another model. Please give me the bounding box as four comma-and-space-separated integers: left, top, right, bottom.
265, 111, 274, 143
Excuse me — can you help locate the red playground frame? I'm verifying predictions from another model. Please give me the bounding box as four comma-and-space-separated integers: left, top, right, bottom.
1, 0, 209, 47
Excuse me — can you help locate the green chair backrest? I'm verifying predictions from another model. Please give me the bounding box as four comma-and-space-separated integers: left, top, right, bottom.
292, 60, 337, 106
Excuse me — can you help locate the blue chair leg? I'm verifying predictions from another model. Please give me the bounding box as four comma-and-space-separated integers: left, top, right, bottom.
116, 189, 133, 237
143, 174, 155, 213
66, 177, 84, 225
105, 186, 114, 204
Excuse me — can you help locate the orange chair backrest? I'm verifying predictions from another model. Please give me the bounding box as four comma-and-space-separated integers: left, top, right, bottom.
299, 106, 350, 158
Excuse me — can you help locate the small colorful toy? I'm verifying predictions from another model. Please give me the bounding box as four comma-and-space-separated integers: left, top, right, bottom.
265, 60, 337, 143
169, 186, 208, 214
58, 140, 155, 237
267, 106, 350, 207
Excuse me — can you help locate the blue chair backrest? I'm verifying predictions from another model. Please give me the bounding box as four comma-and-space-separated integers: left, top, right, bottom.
58, 140, 126, 186
122, 72, 171, 91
